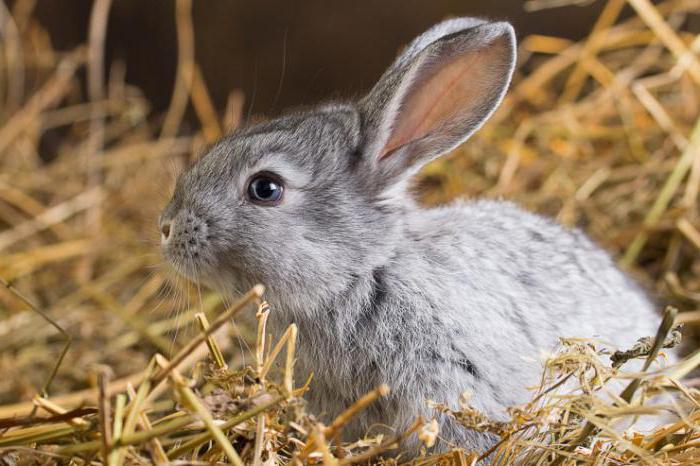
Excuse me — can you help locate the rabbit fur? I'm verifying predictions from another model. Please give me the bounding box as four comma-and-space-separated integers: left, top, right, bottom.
160, 17, 665, 454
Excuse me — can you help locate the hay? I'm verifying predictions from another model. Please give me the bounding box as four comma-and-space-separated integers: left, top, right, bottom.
0, 0, 699, 464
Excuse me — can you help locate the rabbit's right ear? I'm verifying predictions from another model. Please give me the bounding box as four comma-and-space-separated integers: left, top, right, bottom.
358, 18, 516, 188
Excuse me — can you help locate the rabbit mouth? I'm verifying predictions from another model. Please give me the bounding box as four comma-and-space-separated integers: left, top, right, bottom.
166, 253, 209, 283
162, 244, 217, 286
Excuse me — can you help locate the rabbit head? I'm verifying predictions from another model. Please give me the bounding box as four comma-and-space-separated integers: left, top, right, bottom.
160, 18, 516, 311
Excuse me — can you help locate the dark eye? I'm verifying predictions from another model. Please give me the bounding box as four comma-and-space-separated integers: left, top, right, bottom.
247, 173, 284, 205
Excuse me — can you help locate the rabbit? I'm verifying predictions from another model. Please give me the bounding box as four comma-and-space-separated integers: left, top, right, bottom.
159, 17, 666, 455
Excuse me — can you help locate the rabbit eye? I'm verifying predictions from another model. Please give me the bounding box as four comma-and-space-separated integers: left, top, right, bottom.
247, 173, 284, 205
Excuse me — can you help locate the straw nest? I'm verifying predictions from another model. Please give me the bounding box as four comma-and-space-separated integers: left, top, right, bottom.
0, 0, 699, 464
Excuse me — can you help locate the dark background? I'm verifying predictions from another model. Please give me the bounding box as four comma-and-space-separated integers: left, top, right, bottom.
30, 0, 613, 118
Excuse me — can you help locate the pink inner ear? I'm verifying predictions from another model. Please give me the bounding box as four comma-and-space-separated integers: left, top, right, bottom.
379, 36, 507, 159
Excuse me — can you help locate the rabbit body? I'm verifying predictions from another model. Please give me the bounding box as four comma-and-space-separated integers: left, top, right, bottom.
160, 17, 664, 454
281, 199, 659, 452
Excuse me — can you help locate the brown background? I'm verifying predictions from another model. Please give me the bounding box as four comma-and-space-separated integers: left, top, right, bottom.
30, 0, 616, 117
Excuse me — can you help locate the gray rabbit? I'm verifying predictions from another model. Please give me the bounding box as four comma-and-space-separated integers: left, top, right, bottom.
160, 18, 663, 454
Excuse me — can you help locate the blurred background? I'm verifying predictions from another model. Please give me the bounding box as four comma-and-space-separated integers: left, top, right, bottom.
32, 0, 619, 117
0, 0, 699, 418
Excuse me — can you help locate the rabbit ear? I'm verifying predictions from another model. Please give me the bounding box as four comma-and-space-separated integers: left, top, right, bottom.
359, 18, 516, 184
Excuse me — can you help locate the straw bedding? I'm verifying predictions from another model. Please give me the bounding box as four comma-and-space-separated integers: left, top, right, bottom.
0, 0, 698, 464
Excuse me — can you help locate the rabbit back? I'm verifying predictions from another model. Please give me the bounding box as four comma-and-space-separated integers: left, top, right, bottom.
289, 198, 661, 451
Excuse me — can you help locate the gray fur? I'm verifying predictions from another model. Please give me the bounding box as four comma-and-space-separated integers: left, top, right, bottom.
159, 18, 663, 455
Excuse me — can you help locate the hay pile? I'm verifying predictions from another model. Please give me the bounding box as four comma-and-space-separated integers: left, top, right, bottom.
0, 0, 698, 464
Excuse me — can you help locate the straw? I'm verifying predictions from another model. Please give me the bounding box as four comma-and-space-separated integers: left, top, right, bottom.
0, 0, 699, 463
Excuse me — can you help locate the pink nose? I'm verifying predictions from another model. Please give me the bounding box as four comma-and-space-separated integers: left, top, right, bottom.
161, 222, 171, 241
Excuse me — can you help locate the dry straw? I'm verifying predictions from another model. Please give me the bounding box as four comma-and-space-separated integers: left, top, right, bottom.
0, 0, 699, 464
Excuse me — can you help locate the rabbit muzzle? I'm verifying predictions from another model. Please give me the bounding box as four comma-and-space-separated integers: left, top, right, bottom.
160, 209, 215, 283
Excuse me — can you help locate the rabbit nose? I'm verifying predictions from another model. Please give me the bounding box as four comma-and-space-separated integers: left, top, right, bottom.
161, 222, 172, 242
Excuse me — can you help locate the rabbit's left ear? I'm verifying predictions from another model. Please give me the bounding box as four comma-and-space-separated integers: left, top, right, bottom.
359, 18, 516, 182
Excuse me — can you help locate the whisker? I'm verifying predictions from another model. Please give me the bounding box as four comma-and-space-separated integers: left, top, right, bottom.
168, 259, 187, 356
